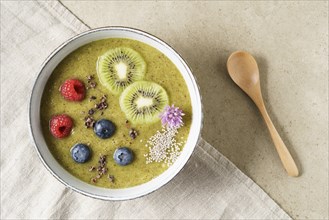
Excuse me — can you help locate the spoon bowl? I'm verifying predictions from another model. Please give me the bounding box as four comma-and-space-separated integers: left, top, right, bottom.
227, 51, 260, 92
227, 51, 299, 177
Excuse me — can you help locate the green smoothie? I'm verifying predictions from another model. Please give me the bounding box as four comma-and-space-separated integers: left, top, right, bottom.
41, 38, 192, 188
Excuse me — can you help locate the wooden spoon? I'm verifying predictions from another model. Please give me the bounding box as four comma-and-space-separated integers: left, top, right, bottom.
227, 51, 299, 177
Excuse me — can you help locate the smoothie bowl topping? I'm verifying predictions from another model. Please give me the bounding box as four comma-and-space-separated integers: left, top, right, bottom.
88, 154, 116, 184
160, 104, 185, 128
60, 79, 86, 101
49, 114, 73, 139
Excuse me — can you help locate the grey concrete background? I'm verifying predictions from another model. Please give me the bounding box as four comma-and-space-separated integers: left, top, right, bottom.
60, 1, 328, 219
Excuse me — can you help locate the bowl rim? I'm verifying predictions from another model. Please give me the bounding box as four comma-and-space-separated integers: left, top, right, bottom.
29, 26, 203, 200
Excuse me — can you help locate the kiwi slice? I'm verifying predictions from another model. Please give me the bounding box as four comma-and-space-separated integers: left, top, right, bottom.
120, 81, 169, 124
97, 47, 146, 94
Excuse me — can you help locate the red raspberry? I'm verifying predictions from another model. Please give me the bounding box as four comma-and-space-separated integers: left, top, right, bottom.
49, 114, 73, 138
60, 79, 86, 101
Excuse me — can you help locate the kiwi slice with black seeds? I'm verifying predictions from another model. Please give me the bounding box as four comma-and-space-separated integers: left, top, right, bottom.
97, 47, 146, 94
119, 81, 169, 124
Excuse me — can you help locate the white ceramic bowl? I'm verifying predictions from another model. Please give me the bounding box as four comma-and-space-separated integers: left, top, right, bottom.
29, 27, 202, 200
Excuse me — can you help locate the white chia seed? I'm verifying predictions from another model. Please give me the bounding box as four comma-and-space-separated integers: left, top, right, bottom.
144, 126, 184, 166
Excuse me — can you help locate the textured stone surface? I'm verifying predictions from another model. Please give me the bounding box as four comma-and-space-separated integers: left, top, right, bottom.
61, 1, 328, 219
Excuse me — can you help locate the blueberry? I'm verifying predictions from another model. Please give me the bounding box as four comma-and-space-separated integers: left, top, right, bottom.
113, 147, 134, 166
93, 119, 116, 139
71, 143, 91, 163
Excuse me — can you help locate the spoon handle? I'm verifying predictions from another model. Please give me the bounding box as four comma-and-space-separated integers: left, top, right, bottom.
257, 104, 299, 177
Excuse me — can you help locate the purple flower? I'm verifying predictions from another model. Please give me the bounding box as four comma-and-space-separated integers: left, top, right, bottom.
159, 104, 185, 128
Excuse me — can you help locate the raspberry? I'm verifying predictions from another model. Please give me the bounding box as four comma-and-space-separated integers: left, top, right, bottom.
50, 114, 73, 138
60, 79, 86, 101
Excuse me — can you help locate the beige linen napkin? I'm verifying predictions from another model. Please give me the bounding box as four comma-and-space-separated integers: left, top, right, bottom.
0, 1, 290, 219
